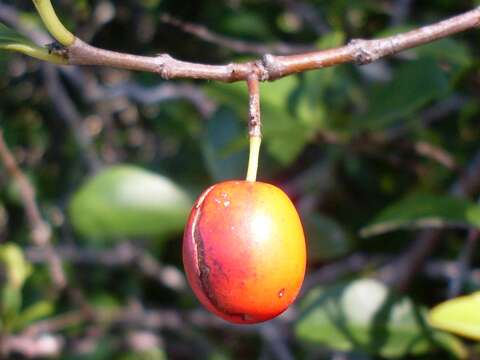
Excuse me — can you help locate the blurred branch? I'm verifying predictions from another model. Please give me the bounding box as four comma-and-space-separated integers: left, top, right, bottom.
0, 129, 65, 289
277, 0, 331, 35
390, 0, 414, 26
160, 14, 315, 55
448, 229, 479, 298
302, 254, 381, 294
3, 334, 63, 358
42, 65, 102, 173
91, 82, 217, 119
0, 4, 101, 173
25, 242, 187, 292
28, 7, 480, 82
382, 149, 480, 291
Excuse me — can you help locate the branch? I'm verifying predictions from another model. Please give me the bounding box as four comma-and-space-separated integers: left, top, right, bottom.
40, 7, 480, 82
0, 129, 66, 289
25, 242, 187, 292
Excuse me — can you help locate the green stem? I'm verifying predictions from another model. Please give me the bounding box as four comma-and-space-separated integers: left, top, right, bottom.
1, 44, 67, 64
32, 0, 75, 46
246, 135, 261, 182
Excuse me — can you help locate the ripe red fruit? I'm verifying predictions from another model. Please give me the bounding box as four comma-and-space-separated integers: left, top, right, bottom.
183, 180, 306, 324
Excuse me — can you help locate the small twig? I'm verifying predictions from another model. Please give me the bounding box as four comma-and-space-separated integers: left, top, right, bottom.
278, 0, 331, 35
0, 129, 65, 289
259, 322, 295, 360
42, 65, 102, 173
25, 242, 186, 292
413, 141, 457, 170
160, 13, 314, 56
91, 82, 217, 119
448, 229, 479, 298
302, 254, 379, 294
390, 0, 414, 26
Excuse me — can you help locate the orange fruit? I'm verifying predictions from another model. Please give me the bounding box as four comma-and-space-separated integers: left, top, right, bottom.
183, 180, 306, 324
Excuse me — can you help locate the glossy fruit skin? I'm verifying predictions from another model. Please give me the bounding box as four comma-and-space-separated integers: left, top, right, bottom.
183, 180, 306, 324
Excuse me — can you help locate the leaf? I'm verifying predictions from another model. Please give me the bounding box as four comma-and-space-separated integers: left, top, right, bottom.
0, 22, 34, 49
360, 194, 480, 237
356, 58, 449, 130
429, 292, 480, 340
0, 243, 32, 290
0, 244, 32, 331
205, 77, 315, 166
202, 107, 248, 181
304, 214, 354, 262
69, 165, 192, 241
13, 301, 54, 331
295, 279, 467, 358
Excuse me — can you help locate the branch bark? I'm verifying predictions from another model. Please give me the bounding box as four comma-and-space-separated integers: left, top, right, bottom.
57, 7, 480, 82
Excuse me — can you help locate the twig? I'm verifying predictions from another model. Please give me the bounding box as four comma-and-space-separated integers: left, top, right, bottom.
25, 242, 187, 292
448, 229, 479, 298
302, 254, 379, 294
91, 82, 217, 119
160, 14, 315, 56
391, 0, 414, 26
42, 65, 102, 173
0, 129, 66, 288
53, 7, 480, 82
277, 0, 331, 35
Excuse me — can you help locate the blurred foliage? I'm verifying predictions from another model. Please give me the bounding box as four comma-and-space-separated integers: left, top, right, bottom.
0, 0, 480, 359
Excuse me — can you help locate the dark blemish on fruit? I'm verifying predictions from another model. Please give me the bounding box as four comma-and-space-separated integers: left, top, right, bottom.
278, 288, 285, 298
192, 187, 250, 321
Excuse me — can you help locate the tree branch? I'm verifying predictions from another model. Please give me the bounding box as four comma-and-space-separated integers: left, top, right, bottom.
53, 7, 480, 82
0, 129, 66, 289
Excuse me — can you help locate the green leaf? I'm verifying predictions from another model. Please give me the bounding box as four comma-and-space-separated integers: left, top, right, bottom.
360, 194, 480, 237
356, 58, 449, 130
429, 292, 480, 341
69, 165, 192, 241
304, 214, 354, 262
0, 22, 34, 48
295, 279, 467, 358
0, 244, 32, 331
13, 301, 54, 331
0, 243, 32, 290
205, 77, 316, 166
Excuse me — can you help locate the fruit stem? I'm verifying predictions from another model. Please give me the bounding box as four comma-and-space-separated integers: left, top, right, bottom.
246, 136, 261, 182
246, 74, 262, 182
32, 0, 75, 46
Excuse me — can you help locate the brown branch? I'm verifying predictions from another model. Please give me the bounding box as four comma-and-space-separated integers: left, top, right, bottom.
0, 129, 66, 289
59, 7, 480, 82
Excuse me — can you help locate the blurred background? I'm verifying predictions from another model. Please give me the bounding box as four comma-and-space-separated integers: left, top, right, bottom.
0, 0, 480, 359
